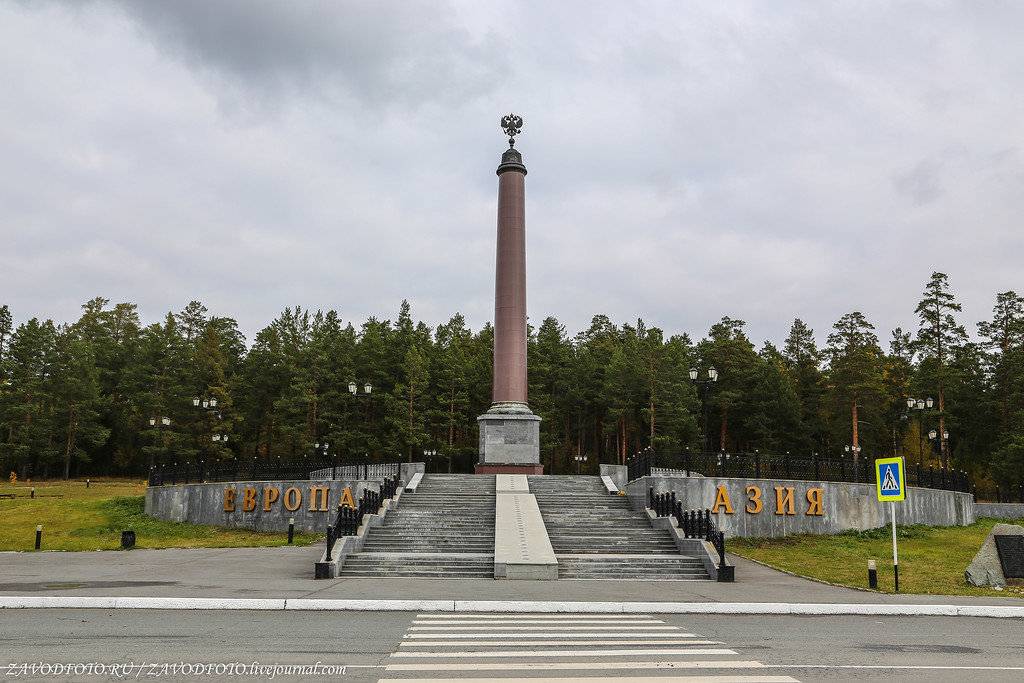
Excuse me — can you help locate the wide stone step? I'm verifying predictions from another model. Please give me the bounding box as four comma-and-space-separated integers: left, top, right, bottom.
345, 558, 494, 565
340, 570, 493, 578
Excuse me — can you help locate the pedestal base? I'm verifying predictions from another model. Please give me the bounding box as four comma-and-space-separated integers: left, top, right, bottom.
475, 463, 545, 475
478, 405, 541, 471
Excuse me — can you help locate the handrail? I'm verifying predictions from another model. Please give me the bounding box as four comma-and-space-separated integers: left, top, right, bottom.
324, 473, 400, 559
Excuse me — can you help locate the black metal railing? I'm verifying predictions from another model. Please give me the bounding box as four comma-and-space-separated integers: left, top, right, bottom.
626, 447, 971, 494
974, 482, 1024, 504
148, 458, 401, 486
325, 473, 401, 558
647, 490, 733, 582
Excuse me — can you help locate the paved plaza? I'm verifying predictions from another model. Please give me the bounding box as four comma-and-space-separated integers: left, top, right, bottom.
2, 545, 1022, 608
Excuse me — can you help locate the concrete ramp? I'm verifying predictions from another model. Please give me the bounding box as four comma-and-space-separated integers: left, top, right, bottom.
494, 477, 558, 580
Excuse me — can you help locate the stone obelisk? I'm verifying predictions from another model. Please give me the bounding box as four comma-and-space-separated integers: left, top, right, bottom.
476, 114, 542, 474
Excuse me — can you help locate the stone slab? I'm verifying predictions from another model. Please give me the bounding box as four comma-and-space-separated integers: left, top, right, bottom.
476, 464, 544, 475
966, 523, 1024, 588
599, 464, 628, 490
600, 475, 619, 493
494, 492, 557, 580
496, 474, 529, 493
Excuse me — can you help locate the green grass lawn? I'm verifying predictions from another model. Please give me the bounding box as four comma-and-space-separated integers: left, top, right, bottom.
729, 518, 1024, 599
0, 479, 320, 551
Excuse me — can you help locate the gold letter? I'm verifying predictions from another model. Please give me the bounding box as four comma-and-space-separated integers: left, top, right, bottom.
263, 487, 279, 511
242, 487, 257, 512
775, 486, 795, 515
711, 485, 734, 514
745, 485, 763, 514
806, 488, 824, 516
308, 486, 330, 512
223, 488, 236, 512
339, 486, 355, 509
283, 487, 302, 512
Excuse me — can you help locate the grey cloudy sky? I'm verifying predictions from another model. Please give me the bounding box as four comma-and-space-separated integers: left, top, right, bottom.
2, 1, 1021, 347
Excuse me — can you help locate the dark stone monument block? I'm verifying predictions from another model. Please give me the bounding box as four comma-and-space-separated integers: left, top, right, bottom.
994, 535, 1024, 579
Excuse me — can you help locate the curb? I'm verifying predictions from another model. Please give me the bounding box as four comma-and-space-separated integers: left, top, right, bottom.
0, 597, 1022, 617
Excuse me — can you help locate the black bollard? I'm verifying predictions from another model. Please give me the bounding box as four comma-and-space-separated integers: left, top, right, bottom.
35, 525, 42, 550
867, 559, 878, 589
121, 530, 136, 550
86, 479, 90, 489
30, 487, 35, 499
287, 517, 295, 545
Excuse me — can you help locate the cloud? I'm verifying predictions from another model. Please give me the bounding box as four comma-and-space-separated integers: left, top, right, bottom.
2, 1, 1023, 348
114, 0, 509, 109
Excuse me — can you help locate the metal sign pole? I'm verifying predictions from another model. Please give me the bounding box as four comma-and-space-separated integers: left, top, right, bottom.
890, 500, 899, 593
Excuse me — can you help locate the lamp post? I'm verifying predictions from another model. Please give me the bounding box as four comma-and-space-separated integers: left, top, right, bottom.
343, 381, 373, 461
194, 396, 227, 462
423, 448, 438, 472
689, 367, 718, 454
928, 429, 949, 458
147, 416, 171, 469
844, 444, 862, 461
574, 453, 588, 474
906, 397, 934, 466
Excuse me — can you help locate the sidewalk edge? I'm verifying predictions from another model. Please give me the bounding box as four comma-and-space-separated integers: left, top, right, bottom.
0, 597, 1021, 617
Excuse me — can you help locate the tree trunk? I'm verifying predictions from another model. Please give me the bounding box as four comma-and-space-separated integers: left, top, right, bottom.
63, 409, 77, 481
938, 387, 947, 468
719, 407, 729, 452
649, 399, 655, 443
851, 400, 859, 464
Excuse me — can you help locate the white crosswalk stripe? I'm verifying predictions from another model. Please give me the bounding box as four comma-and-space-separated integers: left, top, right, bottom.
410, 625, 680, 631
400, 640, 723, 646
378, 613, 800, 682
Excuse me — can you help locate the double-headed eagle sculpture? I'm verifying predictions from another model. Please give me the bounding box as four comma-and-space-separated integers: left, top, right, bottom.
501, 113, 523, 147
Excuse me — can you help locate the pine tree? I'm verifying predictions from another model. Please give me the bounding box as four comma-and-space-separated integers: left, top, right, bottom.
394, 344, 430, 462
700, 317, 759, 452
913, 272, 968, 467
49, 327, 110, 479
826, 312, 886, 463
1, 319, 57, 478
782, 319, 825, 453
433, 314, 474, 472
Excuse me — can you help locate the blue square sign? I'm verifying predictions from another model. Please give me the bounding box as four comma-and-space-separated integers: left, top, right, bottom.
876, 457, 906, 502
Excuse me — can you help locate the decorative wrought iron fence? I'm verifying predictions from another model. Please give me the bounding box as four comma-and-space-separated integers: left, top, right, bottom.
625, 447, 971, 494
325, 473, 401, 558
148, 458, 401, 486
973, 481, 1024, 504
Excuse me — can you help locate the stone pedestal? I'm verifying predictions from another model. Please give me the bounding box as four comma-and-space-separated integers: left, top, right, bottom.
476, 404, 542, 474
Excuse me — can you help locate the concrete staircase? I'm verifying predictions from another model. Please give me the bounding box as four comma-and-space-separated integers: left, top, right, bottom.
339, 473, 495, 578
528, 475, 711, 580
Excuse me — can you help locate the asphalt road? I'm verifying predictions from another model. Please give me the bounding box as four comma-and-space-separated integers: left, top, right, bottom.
2, 609, 1023, 682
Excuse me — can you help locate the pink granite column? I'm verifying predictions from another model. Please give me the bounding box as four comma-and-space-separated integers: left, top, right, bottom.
492, 158, 528, 407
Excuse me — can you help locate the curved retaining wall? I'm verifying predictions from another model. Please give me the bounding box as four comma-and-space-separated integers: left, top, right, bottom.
624, 474, 975, 538
975, 502, 1024, 520
144, 464, 423, 534
145, 479, 375, 534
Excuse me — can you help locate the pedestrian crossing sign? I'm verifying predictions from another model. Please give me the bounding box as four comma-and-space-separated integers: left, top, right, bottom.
875, 457, 906, 502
